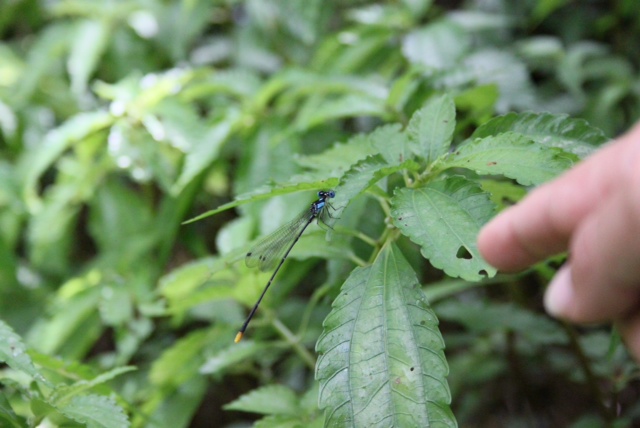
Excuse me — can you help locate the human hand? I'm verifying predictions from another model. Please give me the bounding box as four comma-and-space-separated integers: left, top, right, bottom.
477, 122, 640, 359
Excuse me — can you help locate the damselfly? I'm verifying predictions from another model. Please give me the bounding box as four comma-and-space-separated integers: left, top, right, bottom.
235, 190, 336, 343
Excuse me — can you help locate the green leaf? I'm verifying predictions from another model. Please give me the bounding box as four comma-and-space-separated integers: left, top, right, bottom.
436, 301, 568, 347
58, 394, 129, 428
68, 19, 110, 96
183, 179, 339, 224
12, 23, 72, 106
224, 384, 299, 416
200, 340, 266, 375
0, 391, 26, 427
407, 94, 456, 163
23, 111, 113, 211
254, 414, 324, 428
370, 124, 412, 165
328, 155, 421, 232
150, 329, 213, 387
136, 377, 207, 428
0, 319, 48, 385
316, 244, 455, 428
295, 134, 378, 175
443, 132, 578, 186
294, 93, 387, 132
26, 282, 102, 356
391, 178, 497, 281
402, 20, 469, 69
171, 108, 240, 194
471, 112, 608, 158
51, 366, 136, 406
88, 179, 155, 258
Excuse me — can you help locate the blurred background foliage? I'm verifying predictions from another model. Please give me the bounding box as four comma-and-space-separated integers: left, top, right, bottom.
1, 0, 640, 427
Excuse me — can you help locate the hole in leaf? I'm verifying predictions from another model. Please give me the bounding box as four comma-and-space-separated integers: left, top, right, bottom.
478, 269, 488, 277
456, 246, 472, 260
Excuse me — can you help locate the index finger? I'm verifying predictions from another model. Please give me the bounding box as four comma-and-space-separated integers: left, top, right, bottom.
477, 123, 640, 272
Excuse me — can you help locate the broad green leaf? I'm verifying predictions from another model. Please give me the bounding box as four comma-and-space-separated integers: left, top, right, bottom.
158, 257, 221, 301
224, 384, 299, 416
23, 111, 113, 211
58, 394, 128, 428
171, 108, 241, 194
407, 94, 456, 163
390, 178, 497, 280
136, 377, 207, 428
150, 329, 214, 387
316, 244, 455, 428
68, 19, 110, 96
479, 179, 527, 209
443, 132, 578, 186
294, 93, 387, 132
402, 20, 469, 69
471, 112, 608, 158
88, 180, 155, 257
328, 155, 421, 230
51, 366, 136, 406
295, 134, 377, 175
200, 340, 266, 375
435, 50, 534, 112
26, 283, 102, 357
0, 320, 48, 385
370, 124, 413, 165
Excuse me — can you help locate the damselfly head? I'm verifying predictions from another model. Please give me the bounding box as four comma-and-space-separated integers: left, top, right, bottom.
318, 190, 336, 199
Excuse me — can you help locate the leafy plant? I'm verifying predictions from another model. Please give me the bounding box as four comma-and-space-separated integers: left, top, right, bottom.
1, 1, 640, 427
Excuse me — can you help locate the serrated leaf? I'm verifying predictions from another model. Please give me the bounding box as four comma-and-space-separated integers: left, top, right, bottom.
391, 178, 497, 281
327, 155, 421, 234
407, 93, 456, 163
224, 384, 299, 416
443, 132, 577, 186
58, 394, 128, 428
23, 111, 113, 211
471, 112, 607, 158
316, 244, 455, 428
370, 123, 413, 165
295, 134, 377, 174
0, 320, 48, 385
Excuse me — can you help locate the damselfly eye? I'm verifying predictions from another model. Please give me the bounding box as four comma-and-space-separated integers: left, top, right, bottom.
328, 190, 335, 198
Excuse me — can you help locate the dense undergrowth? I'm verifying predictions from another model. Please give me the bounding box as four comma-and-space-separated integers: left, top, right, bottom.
1, 1, 640, 427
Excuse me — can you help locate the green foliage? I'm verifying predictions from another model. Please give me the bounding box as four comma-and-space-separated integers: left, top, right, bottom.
2, 0, 640, 427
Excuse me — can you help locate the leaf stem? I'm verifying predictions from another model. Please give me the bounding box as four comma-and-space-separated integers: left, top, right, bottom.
562, 321, 613, 422
272, 318, 316, 370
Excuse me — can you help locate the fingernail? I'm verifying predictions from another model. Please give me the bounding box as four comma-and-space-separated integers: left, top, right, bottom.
544, 264, 573, 318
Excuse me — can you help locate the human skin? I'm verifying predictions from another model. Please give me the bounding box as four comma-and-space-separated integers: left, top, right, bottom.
477, 122, 640, 360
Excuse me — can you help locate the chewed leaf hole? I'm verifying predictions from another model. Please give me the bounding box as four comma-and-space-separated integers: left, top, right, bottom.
456, 246, 473, 260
